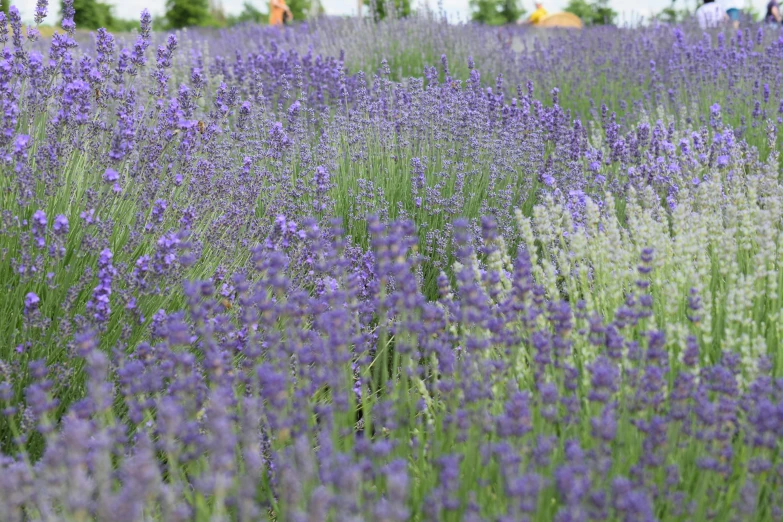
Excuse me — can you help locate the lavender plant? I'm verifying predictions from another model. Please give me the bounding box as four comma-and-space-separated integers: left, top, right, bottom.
3, 1, 783, 520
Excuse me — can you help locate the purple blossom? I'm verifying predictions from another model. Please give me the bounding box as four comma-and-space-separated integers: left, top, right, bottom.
31, 210, 47, 248
13, 134, 31, 160
0, 13, 6, 45
53, 214, 69, 235
34, 0, 48, 25
24, 292, 40, 314
103, 167, 119, 183
314, 165, 330, 195
86, 248, 116, 326
61, 0, 75, 34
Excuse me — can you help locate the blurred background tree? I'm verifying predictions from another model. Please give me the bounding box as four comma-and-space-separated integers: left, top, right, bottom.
288, 0, 314, 20
366, 0, 411, 21
224, 0, 319, 25
564, 0, 617, 25
470, 0, 526, 25
58, 0, 140, 31
162, 0, 317, 29
165, 0, 211, 28
1, 0, 9, 16
209, 0, 228, 26
499, 0, 525, 23
69, 0, 113, 29
654, 0, 694, 22
226, 1, 267, 24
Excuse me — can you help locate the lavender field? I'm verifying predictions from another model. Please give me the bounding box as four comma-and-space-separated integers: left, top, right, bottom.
4, 1, 783, 520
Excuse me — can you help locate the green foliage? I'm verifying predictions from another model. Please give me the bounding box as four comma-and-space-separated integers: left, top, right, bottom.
562, 0, 593, 21
226, 1, 268, 25
564, 0, 617, 25
655, 0, 689, 23
57, 0, 140, 32
470, 0, 526, 25
165, 0, 211, 29
180, 0, 318, 29
59, 0, 111, 29
656, 7, 678, 23
499, 0, 525, 24
1, 0, 9, 16
108, 18, 141, 33
209, 1, 228, 27
288, 0, 314, 21
366, 0, 411, 21
152, 16, 168, 31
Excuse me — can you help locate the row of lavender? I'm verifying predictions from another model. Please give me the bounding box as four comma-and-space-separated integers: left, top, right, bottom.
174, 16, 783, 156
3, 1, 783, 520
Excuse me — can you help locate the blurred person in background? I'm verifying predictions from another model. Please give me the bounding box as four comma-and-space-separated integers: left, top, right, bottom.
725, 8, 740, 28
270, 0, 293, 26
695, 0, 728, 29
767, 0, 782, 24
722, 0, 740, 28
521, 2, 548, 25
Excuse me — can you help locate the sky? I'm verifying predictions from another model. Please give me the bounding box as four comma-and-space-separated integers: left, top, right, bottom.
4, 0, 772, 26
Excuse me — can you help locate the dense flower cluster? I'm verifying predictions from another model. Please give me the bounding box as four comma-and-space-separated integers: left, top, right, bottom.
3, 2, 783, 520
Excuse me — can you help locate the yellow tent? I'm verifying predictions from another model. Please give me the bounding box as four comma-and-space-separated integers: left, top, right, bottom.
537, 12, 583, 29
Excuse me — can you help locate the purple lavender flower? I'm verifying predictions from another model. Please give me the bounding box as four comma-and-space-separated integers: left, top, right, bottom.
7, 6, 22, 48
103, 167, 119, 183
34, 0, 48, 25
13, 134, 31, 161
495, 388, 532, 438
31, 210, 47, 248
0, 13, 6, 45
61, 0, 75, 34
151, 231, 186, 275
24, 292, 40, 315
683, 336, 700, 368
592, 404, 617, 442
710, 103, 722, 128
589, 356, 619, 403
86, 248, 116, 326
314, 165, 330, 196
53, 214, 69, 235
145, 200, 167, 233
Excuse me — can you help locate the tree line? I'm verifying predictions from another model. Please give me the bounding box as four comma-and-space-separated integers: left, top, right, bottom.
0, 0, 610, 31
2, 0, 761, 32
0, 0, 319, 31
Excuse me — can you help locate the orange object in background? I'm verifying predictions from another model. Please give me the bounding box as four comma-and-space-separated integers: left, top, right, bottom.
537, 12, 583, 28
270, 0, 291, 26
